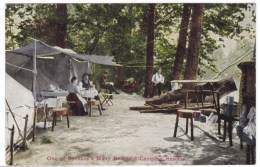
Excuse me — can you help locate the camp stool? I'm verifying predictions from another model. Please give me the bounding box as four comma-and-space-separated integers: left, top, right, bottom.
173, 109, 196, 141
87, 100, 102, 117
101, 93, 114, 106
51, 107, 69, 131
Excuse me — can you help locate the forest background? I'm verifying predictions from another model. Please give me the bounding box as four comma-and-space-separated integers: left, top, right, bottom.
4, 3, 256, 97
0, 1, 258, 166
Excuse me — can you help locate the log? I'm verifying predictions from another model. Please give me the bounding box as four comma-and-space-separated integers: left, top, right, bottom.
139, 104, 217, 114
148, 103, 181, 109
140, 108, 179, 113
131, 103, 214, 111
129, 105, 155, 110
146, 77, 237, 105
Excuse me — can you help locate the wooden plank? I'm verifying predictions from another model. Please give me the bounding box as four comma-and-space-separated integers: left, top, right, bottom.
140, 108, 178, 113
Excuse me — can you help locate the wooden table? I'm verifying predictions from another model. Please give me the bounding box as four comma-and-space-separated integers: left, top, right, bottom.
82, 89, 102, 117
41, 91, 69, 99
170, 80, 222, 135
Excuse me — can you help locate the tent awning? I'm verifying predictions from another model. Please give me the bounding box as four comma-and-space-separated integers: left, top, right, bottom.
7, 40, 121, 66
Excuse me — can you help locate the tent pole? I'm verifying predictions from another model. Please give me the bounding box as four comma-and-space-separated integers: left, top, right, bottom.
33, 39, 37, 103
32, 39, 37, 142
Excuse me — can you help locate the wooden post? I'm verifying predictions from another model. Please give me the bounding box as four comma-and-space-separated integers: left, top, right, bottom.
217, 92, 221, 135
22, 114, 28, 151
200, 86, 204, 112
44, 104, 48, 129
32, 106, 37, 142
190, 115, 194, 141
185, 91, 188, 109
246, 144, 250, 164
9, 125, 14, 165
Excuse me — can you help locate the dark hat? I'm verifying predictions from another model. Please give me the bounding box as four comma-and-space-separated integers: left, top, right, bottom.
71, 76, 77, 83
82, 73, 89, 79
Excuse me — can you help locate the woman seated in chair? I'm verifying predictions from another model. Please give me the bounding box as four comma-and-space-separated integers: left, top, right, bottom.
79, 73, 105, 110
67, 76, 88, 116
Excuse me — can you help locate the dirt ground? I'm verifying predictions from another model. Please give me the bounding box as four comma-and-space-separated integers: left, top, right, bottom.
13, 93, 247, 165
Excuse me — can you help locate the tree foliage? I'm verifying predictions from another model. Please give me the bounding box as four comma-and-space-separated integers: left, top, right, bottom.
5, 3, 256, 95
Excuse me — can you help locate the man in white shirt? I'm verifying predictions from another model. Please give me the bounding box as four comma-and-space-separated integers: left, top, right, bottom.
152, 68, 164, 96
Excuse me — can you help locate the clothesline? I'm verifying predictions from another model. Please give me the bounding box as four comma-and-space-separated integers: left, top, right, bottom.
123, 65, 168, 68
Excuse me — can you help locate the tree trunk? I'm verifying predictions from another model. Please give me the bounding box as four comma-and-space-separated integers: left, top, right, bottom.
184, 4, 204, 88
171, 4, 191, 80
54, 4, 67, 48
144, 4, 156, 98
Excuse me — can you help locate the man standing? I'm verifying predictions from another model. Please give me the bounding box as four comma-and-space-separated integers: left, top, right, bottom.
152, 68, 164, 96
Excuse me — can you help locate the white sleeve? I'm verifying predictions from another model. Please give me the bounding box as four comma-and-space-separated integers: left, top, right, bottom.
75, 85, 82, 96
161, 75, 164, 83
151, 74, 155, 83
78, 81, 83, 89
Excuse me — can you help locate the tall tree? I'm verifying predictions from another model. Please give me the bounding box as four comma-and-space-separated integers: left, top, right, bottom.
171, 4, 191, 80
5, 4, 255, 93
144, 4, 155, 98
54, 4, 68, 47
183, 4, 204, 88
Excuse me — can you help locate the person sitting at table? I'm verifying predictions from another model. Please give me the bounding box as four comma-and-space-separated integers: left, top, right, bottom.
79, 73, 106, 110
99, 71, 119, 94
78, 73, 91, 90
67, 76, 88, 116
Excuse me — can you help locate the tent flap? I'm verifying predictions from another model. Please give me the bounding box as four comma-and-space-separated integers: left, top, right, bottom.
7, 40, 121, 66
8, 40, 61, 57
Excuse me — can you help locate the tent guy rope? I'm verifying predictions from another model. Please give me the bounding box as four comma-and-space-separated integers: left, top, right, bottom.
6, 62, 35, 73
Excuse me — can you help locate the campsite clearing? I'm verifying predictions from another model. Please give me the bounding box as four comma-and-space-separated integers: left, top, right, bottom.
13, 93, 246, 165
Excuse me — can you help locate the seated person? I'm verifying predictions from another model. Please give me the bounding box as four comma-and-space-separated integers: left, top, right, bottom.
67, 76, 88, 116
99, 71, 119, 94
78, 73, 91, 90
237, 100, 256, 146
79, 73, 105, 110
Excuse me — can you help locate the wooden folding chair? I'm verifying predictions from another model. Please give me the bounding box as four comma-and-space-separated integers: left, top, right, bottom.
101, 93, 113, 106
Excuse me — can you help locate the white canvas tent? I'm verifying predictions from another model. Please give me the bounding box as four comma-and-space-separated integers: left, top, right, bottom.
5, 73, 35, 148
6, 40, 121, 99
